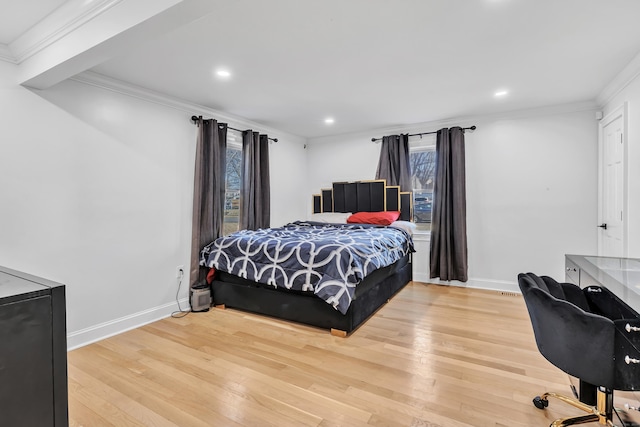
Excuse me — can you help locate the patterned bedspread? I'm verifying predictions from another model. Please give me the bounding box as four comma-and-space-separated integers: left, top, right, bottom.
200, 221, 414, 314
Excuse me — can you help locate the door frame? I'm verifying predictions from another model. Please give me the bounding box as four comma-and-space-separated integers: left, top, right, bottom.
598, 102, 628, 256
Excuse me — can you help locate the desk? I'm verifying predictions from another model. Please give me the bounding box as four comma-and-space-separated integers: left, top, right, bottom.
565, 255, 640, 419
565, 254, 640, 313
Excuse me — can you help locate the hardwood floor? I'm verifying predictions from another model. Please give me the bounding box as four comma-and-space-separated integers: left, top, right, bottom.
67, 282, 636, 426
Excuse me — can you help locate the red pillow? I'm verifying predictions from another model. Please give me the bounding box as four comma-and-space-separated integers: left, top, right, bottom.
347, 211, 400, 226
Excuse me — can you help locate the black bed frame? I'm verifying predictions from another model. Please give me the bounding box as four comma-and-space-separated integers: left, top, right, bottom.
211, 179, 413, 336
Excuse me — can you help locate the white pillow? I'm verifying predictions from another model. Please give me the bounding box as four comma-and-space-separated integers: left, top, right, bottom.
389, 220, 417, 236
308, 212, 352, 224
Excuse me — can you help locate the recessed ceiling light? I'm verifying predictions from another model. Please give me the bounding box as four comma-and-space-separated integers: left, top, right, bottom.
324, 118, 335, 125
216, 70, 231, 78
494, 90, 508, 97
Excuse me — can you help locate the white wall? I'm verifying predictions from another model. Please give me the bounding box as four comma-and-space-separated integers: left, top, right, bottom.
0, 61, 307, 348
602, 76, 640, 257
0, 52, 602, 345
306, 107, 598, 290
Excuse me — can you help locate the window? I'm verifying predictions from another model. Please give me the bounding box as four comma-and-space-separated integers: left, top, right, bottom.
223, 130, 243, 235
410, 136, 436, 232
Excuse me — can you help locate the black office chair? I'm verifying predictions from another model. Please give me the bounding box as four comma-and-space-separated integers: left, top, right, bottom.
518, 272, 640, 427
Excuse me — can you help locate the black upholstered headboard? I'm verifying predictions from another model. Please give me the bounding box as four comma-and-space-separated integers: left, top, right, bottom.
312, 179, 413, 222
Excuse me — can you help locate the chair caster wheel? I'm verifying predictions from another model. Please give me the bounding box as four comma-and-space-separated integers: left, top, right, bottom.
533, 396, 549, 409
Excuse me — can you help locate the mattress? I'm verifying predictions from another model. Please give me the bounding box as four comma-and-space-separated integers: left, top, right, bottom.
201, 221, 414, 313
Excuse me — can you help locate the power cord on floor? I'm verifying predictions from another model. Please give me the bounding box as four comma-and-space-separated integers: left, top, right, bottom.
171, 268, 191, 318
615, 403, 640, 427
614, 406, 628, 427
622, 402, 640, 427
569, 383, 579, 399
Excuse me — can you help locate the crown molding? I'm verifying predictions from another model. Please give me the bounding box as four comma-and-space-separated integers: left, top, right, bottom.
9, 0, 124, 64
454, 100, 598, 124
0, 44, 16, 64
308, 100, 598, 144
70, 71, 305, 143
597, 51, 640, 107
70, 72, 596, 146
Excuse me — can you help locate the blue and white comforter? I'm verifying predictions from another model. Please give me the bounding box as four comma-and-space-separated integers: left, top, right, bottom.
200, 221, 414, 314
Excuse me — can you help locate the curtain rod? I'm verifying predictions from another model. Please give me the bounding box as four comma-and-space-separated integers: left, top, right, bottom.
191, 116, 278, 142
371, 125, 476, 142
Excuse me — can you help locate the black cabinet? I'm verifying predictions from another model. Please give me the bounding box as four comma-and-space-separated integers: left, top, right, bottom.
0, 266, 68, 427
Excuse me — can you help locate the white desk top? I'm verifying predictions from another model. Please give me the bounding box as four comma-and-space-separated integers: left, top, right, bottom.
567, 254, 640, 312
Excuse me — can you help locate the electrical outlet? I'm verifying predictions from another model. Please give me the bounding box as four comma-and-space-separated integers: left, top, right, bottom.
176, 265, 184, 279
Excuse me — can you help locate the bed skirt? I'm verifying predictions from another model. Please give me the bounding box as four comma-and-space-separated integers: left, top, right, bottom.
210, 254, 412, 334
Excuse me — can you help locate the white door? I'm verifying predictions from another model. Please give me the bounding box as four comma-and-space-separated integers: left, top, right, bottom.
599, 106, 626, 257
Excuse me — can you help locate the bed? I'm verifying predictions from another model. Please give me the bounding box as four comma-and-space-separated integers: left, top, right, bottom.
199, 179, 414, 336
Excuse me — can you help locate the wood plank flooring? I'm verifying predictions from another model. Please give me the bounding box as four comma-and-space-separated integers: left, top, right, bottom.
67, 282, 639, 426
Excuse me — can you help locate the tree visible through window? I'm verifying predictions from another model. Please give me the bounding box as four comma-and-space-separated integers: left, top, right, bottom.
410, 141, 436, 232
223, 131, 242, 235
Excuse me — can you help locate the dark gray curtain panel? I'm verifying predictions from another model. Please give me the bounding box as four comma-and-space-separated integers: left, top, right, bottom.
430, 127, 468, 282
190, 118, 227, 286
375, 134, 411, 192
241, 131, 270, 230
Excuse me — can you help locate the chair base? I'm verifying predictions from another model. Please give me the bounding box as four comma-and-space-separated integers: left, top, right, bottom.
533, 387, 615, 427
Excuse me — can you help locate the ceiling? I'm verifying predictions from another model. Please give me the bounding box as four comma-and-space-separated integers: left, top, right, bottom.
0, 0, 66, 45
4, 0, 640, 139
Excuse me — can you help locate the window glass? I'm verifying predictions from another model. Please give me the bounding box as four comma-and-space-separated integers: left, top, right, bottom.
223, 130, 242, 235
410, 136, 436, 232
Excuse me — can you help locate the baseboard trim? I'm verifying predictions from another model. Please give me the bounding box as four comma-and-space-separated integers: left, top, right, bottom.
67, 276, 519, 350
66, 297, 190, 351
412, 275, 519, 294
